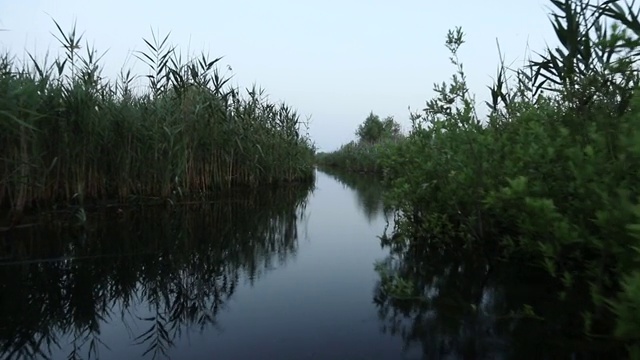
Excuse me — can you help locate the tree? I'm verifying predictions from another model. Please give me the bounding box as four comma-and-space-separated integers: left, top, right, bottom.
355, 112, 400, 144
381, 116, 400, 138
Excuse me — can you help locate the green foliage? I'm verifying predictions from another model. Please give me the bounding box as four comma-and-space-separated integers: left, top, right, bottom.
316, 138, 401, 173
316, 112, 403, 173
374, 259, 420, 301
0, 20, 315, 217
610, 270, 640, 341
355, 112, 401, 144
379, 0, 640, 351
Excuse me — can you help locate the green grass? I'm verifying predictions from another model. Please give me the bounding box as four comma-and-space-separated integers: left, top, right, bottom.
0, 20, 315, 219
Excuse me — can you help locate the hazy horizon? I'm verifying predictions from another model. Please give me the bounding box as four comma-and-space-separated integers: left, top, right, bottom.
1, 0, 560, 152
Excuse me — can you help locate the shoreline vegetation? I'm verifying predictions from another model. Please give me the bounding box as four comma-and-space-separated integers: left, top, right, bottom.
321, 0, 640, 355
3, 0, 640, 356
0, 20, 316, 226
315, 112, 404, 174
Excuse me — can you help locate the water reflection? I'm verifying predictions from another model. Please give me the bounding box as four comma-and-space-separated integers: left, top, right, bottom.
0, 184, 312, 360
318, 166, 392, 222
373, 233, 626, 359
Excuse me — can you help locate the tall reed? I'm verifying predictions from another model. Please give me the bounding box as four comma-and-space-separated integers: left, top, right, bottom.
0, 21, 315, 218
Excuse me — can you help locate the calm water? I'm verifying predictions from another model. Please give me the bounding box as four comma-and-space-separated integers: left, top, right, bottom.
0, 170, 404, 360
0, 169, 625, 359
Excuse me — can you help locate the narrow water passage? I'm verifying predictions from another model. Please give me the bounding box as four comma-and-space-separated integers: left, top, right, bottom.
168, 170, 404, 360
1, 169, 623, 359
1, 170, 414, 360
192, 170, 402, 359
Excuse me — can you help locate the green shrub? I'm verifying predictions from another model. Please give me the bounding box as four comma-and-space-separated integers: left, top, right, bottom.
316, 112, 404, 173
380, 0, 640, 347
316, 138, 402, 173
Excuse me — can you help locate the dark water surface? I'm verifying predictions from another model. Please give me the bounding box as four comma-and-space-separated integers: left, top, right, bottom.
0, 169, 625, 359
0, 170, 406, 360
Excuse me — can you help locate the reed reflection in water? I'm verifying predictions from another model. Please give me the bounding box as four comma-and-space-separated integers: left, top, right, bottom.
0, 184, 312, 360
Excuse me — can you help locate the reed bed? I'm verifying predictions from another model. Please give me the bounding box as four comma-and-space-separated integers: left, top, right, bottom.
0, 21, 316, 217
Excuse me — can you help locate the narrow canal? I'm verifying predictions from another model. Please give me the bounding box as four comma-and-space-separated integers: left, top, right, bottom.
0, 169, 618, 359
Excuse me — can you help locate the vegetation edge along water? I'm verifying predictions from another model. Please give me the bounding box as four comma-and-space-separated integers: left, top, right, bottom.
318, 0, 640, 356
0, 20, 316, 227
3, 0, 640, 357
316, 112, 405, 174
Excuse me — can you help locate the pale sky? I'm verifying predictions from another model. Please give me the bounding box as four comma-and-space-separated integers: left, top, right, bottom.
0, 0, 558, 151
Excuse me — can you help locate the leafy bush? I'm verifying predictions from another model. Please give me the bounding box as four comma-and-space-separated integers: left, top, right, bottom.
381, 0, 640, 348
316, 138, 402, 173
316, 112, 404, 173
355, 112, 401, 144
